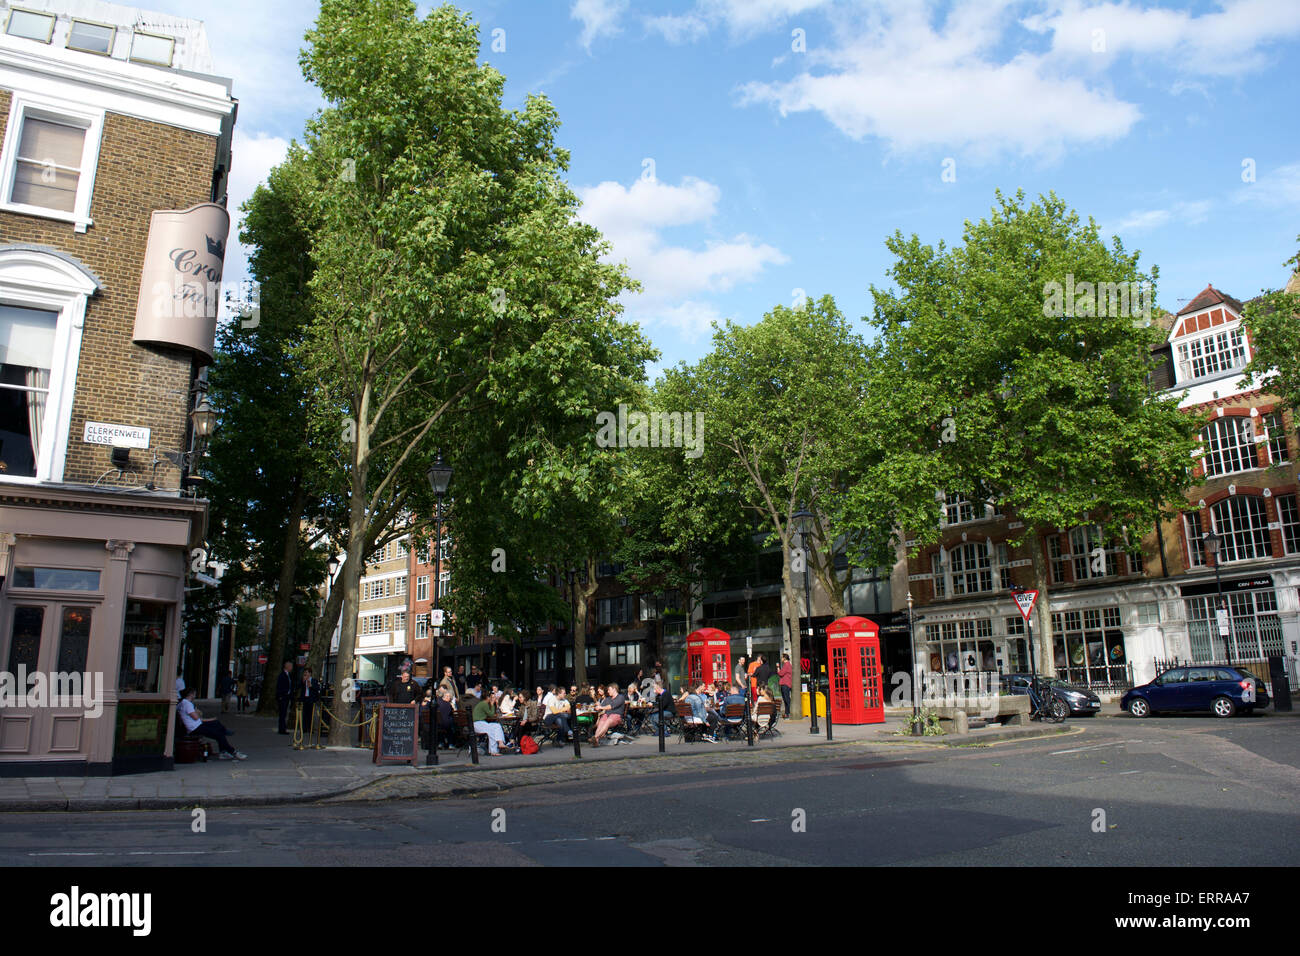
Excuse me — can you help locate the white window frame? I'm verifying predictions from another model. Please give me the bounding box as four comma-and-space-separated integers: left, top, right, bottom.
416, 575, 429, 602
0, 94, 104, 233
1278, 494, 1300, 556
1210, 495, 1272, 563
66, 19, 118, 56
1176, 327, 1246, 381
4, 8, 56, 43
0, 247, 96, 484
1200, 416, 1257, 478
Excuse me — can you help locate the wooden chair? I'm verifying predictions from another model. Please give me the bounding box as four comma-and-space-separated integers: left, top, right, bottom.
676, 701, 711, 744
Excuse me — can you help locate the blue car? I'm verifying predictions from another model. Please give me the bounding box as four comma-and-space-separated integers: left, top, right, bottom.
1121, 665, 1269, 718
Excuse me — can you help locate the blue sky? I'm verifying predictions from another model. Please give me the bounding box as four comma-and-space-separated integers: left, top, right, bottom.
163, 0, 1300, 376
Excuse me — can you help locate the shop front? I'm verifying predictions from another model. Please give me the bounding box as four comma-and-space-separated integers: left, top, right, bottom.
0, 485, 205, 775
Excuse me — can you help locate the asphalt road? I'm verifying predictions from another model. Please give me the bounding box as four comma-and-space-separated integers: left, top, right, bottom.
2, 714, 1296, 867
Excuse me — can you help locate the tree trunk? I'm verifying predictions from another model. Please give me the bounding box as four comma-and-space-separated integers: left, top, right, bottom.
257, 475, 306, 715
574, 555, 598, 687
1029, 533, 1055, 678
328, 391, 371, 745
307, 571, 345, 678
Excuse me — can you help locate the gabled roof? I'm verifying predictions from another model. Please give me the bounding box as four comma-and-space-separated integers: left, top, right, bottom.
1177, 284, 1244, 317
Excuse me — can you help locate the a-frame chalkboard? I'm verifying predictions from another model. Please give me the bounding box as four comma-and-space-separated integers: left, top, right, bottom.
373, 703, 419, 766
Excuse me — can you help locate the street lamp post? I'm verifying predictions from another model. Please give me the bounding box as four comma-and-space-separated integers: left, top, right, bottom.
426, 453, 453, 767
1202, 530, 1231, 663
906, 591, 921, 736
793, 510, 818, 734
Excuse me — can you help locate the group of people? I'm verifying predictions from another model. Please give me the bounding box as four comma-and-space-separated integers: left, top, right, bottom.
726, 653, 794, 717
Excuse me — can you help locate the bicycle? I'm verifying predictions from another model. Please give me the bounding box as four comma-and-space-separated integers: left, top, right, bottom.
1027, 678, 1069, 723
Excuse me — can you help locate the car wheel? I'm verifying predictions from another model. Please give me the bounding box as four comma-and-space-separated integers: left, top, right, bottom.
1212, 696, 1236, 718
1127, 698, 1150, 718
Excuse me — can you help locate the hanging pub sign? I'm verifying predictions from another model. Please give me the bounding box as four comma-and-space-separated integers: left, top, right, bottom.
132, 202, 230, 362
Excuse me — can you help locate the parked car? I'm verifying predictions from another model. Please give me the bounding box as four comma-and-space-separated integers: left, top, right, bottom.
1121, 665, 1269, 718
346, 678, 385, 699
1001, 673, 1102, 716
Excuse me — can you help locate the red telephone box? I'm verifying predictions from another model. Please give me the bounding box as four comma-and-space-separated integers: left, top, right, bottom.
685, 628, 732, 689
826, 616, 884, 725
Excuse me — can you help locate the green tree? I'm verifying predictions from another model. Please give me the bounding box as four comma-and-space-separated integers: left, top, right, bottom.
667, 296, 871, 714
1240, 235, 1300, 416
205, 160, 335, 715
280, 1, 651, 739
870, 190, 1200, 674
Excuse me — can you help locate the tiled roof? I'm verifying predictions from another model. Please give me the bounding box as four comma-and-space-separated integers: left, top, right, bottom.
1177, 284, 1245, 316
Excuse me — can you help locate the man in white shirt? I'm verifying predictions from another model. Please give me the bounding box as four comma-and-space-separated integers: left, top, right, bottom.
178, 687, 246, 760
542, 685, 573, 742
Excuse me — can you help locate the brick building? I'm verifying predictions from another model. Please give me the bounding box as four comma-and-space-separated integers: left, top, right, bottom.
902, 283, 1300, 695
0, 1, 235, 773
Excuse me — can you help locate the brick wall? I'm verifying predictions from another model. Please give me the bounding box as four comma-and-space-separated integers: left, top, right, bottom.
0, 88, 218, 489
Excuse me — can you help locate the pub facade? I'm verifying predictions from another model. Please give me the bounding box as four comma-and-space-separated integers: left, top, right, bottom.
0, 0, 235, 773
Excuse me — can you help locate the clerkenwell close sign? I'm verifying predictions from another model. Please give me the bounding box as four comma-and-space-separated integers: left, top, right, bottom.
132, 203, 230, 362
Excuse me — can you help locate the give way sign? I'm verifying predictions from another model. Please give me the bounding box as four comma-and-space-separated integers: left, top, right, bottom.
1013, 589, 1039, 622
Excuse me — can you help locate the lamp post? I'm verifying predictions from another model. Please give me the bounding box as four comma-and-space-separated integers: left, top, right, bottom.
426, 453, 453, 767
906, 591, 921, 735
793, 510, 818, 734
1202, 530, 1231, 663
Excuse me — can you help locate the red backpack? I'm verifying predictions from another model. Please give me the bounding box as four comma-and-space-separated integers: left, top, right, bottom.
519, 734, 539, 755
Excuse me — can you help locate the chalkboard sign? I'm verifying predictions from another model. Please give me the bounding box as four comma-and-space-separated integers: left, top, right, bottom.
358, 696, 384, 748
374, 703, 418, 766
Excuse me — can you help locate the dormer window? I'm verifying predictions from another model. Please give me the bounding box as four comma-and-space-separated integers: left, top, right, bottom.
4, 8, 55, 43
129, 31, 174, 67
67, 20, 116, 56
1176, 327, 1246, 381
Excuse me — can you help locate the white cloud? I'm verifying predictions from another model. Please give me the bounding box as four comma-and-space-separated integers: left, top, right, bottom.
645, 13, 710, 44
649, 300, 727, 339
1110, 199, 1212, 233
739, 2, 1141, 161
577, 176, 787, 331
648, 0, 832, 40
1022, 0, 1300, 77
1236, 163, 1300, 207
571, 0, 629, 51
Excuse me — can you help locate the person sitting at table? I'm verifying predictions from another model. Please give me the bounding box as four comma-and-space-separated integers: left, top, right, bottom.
685, 683, 719, 742
645, 679, 674, 733
534, 686, 546, 708
719, 683, 747, 740
574, 685, 595, 708
591, 683, 626, 746
472, 690, 513, 756
626, 682, 641, 704
435, 689, 456, 749
543, 685, 574, 741
518, 695, 541, 741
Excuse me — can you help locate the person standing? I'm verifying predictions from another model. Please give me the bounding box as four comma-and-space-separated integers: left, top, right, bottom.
752, 655, 772, 703
276, 660, 294, 735
236, 673, 249, 713
388, 666, 421, 705
778, 654, 793, 717
437, 665, 459, 708
732, 656, 748, 695
455, 665, 467, 695
298, 666, 321, 736
216, 671, 233, 712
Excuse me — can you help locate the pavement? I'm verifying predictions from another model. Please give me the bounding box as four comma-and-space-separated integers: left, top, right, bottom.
2, 697, 1290, 812
0, 698, 1067, 811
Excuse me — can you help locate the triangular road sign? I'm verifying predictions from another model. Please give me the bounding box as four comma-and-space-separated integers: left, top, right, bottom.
1013, 589, 1038, 622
